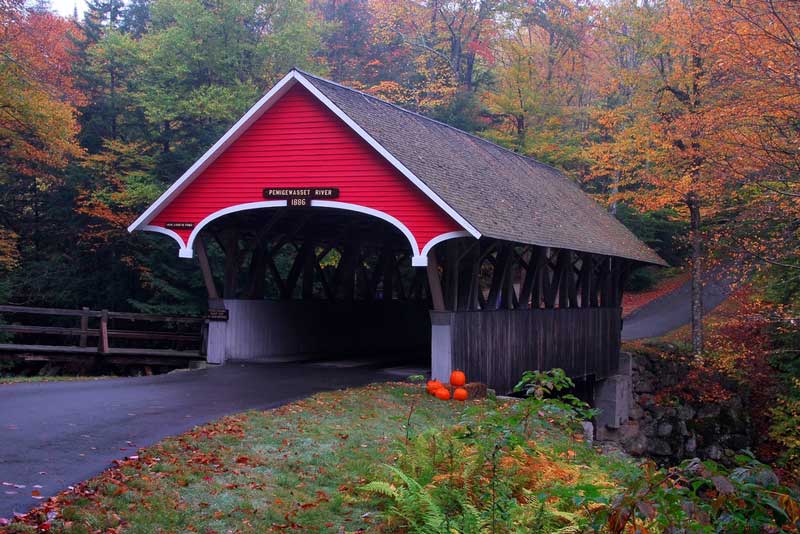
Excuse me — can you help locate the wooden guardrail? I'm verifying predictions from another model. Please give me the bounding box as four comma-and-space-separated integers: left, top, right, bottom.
0, 304, 206, 362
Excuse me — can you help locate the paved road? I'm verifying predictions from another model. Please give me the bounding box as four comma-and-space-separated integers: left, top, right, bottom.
622, 269, 738, 341
0, 362, 416, 519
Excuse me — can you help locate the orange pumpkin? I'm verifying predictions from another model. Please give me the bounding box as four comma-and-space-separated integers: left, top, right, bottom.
435, 387, 451, 400
453, 387, 468, 401
449, 370, 466, 387
426, 380, 442, 395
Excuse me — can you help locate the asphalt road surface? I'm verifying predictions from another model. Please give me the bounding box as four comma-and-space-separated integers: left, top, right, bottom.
622, 269, 737, 341
0, 362, 416, 519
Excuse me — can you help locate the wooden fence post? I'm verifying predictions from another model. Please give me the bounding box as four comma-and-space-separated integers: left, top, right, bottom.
98, 310, 109, 353
79, 307, 89, 347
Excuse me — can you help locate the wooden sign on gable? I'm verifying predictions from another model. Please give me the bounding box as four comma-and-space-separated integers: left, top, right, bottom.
263, 187, 340, 207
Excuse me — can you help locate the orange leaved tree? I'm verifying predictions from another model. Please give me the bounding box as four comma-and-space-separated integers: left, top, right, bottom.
591, 0, 799, 355
591, 0, 731, 356
701, 0, 800, 276
0, 2, 86, 267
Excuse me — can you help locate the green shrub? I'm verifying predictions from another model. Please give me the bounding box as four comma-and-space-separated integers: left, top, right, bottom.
771, 378, 800, 473
599, 453, 800, 533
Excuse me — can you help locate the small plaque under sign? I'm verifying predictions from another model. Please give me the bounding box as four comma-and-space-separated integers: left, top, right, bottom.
207, 308, 229, 321
165, 222, 195, 229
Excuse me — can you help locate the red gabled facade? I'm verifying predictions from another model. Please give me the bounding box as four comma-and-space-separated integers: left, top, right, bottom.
147, 84, 462, 258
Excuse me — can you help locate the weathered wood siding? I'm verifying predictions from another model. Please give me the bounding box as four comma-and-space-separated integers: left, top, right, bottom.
445, 307, 621, 394
221, 299, 430, 361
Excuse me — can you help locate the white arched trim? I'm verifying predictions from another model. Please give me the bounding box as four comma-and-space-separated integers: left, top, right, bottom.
142, 225, 188, 252
311, 200, 423, 263
416, 231, 473, 266
168, 199, 425, 263
179, 200, 288, 258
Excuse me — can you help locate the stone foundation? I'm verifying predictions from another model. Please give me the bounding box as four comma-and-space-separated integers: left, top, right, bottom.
594, 353, 632, 429
596, 350, 752, 465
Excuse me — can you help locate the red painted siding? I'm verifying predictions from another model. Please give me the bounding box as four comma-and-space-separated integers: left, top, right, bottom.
150, 84, 462, 253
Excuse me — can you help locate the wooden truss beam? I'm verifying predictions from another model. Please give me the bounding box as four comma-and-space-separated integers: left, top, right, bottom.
195, 236, 219, 300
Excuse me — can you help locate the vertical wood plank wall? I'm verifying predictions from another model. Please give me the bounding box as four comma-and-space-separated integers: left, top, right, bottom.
447, 307, 622, 394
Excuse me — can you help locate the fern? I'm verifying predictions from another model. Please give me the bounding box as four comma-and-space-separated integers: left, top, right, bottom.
360, 481, 397, 499
362, 375, 612, 533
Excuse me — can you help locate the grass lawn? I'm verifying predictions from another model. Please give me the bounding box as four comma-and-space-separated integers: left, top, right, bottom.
3, 382, 635, 534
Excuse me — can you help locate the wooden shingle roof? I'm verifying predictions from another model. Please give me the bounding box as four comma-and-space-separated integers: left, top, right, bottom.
301, 71, 665, 266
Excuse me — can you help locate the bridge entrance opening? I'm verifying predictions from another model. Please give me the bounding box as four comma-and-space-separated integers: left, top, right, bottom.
199, 206, 432, 367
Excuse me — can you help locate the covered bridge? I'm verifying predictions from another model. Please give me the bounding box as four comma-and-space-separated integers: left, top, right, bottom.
129, 69, 664, 395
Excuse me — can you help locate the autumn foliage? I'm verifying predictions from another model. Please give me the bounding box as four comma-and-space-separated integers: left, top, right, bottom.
0, 2, 85, 271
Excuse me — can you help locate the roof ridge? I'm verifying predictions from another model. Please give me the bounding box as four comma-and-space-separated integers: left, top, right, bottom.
292, 68, 567, 177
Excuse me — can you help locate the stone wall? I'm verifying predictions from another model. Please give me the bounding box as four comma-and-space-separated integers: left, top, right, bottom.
597, 349, 752, 465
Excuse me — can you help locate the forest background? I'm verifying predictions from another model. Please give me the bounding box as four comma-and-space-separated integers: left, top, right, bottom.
1, 0, 799, 469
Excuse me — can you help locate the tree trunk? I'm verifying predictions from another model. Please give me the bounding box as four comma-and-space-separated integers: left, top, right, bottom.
687, 191, 704, 356
609, 171, 620, 216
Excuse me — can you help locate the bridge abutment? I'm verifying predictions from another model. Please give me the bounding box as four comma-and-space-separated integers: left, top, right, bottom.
593, 352, 632, 429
